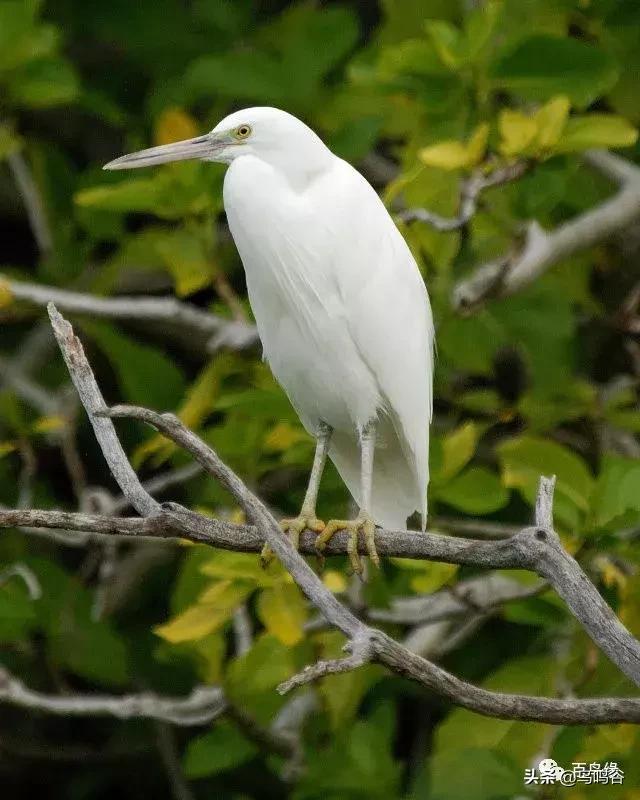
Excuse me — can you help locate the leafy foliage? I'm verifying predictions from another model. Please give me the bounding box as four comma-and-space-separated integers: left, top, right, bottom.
2, 0, 640, 798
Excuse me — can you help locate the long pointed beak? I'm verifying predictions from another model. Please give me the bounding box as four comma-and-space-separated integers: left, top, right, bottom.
103, 133, 224, 170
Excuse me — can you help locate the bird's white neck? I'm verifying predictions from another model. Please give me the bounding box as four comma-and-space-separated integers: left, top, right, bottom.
229, 143, 334, 193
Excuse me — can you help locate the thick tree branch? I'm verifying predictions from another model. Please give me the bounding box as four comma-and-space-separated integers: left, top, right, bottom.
452, 150, 640, 311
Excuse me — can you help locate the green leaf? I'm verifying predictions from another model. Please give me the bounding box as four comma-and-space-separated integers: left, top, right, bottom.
555, 114, 638, 153
295, 706, 400, 799
491, 35, 619, 108
498, 435, 594, 522
592, 455, 640, 530
0, 582, 37, 642
0, 2, 58, 73
185, 4, 358, 107
438, 311, 507, 374
75, 163, 217, 219
22, 557, 129, 687
425, 20, 466, 70
427, 748, 521, 800
183, 723, 257, 778
9, 58, 79, 107
315, 631, 382, 731
433, 656, 553, 764
84, 321, 186, 410
225, 633, 295, 706
436, 466, 509, 514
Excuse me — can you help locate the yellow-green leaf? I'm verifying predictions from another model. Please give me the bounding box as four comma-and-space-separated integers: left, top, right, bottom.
0, 280, 13, 309
0, 125, 21, 161
419, 123, 489, 171
533, 95, 570, 150
154, 107, 199, 146
0, 441, 17, 458
133, 356, 232, 467
32, 415, 66, 434
498, 109, 537, 157
257, 583, 307, 646
154, 580, 251, 643
410, 562, 458, 594
555, 114, 638, 154
323, 570, 347, 593
440, 421, 481, 481
154, 227, 214, 297
200, 550, 277, 586
263, 421, 308, 452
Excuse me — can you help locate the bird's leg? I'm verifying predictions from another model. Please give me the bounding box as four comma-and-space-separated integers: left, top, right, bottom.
260, 421, 332, 567
316, 419, 379, 574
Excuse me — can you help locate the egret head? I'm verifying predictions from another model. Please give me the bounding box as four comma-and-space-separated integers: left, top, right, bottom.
103, 107, 331, 175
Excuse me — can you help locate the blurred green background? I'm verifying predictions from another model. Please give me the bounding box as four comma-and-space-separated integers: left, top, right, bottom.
2, 0, 640, 797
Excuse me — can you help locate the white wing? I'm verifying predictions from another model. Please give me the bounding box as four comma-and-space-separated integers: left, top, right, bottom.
224, 153, 434, 528
332, 160, 434, 527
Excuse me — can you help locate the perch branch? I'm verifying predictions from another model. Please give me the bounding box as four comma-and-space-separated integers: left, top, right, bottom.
452, 150, 640, 311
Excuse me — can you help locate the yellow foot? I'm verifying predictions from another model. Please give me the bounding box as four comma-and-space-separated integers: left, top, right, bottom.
260, 513, 325, 568
315, 512, 379, 575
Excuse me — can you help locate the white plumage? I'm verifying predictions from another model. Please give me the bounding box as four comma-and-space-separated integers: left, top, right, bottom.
105, 106, 434, 553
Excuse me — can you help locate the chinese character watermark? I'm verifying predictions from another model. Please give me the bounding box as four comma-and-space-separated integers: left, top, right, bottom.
524, 758, 624, 787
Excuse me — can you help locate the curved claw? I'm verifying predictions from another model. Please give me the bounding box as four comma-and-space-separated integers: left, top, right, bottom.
315, 513, 379, 575
260, 513, 326, 568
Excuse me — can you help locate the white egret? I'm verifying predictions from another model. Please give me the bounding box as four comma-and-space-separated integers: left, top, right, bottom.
105, 107, 434, 572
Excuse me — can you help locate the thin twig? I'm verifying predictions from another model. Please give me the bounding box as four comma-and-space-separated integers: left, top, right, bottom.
155, 722, 196, 800
398, 161, 529, 231
7, 150, 53, 257
0, 562, 42, 599
369, 574, 547, 625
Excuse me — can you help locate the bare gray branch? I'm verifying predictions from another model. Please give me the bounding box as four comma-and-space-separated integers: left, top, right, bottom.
0, 668, 226, 726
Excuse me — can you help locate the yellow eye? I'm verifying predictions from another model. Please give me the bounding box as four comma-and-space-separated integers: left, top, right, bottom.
235, 124, 252, 140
